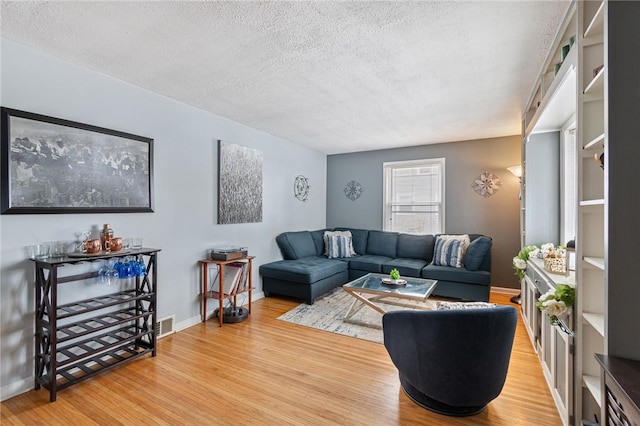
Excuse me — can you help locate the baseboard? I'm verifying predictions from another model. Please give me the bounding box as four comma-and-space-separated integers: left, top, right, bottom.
1, 376, 33, 402
491, 286, 520, 295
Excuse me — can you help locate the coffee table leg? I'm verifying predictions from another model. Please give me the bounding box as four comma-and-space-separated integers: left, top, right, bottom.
344, 296, 366, 321
344, 291, 387, 320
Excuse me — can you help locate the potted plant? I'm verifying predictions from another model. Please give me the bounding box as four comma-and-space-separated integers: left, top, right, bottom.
385, 268, 406, 285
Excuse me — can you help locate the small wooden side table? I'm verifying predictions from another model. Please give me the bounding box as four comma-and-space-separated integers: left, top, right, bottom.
198, 256, 254, 326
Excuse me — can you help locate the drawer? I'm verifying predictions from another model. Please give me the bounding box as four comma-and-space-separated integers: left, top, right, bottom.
525, 263, 536, 280
532, 273, 551, 294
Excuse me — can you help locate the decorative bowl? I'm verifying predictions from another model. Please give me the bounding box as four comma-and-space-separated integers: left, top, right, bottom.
382, 278, 407, 286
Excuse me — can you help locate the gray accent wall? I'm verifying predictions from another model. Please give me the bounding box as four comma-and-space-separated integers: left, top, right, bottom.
327, 136, 521, 289
0, 39, 327, 399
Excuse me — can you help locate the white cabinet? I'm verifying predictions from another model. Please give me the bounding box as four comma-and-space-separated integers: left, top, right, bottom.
522, 260, 574, 426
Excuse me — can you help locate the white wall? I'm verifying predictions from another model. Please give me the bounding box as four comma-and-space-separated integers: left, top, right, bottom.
0, 38, 327, 400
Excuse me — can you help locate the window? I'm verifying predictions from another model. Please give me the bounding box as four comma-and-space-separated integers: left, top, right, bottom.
383, 158, 445, 234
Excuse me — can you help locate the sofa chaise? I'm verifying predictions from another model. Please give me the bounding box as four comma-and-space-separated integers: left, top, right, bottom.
259, 228, 492, 304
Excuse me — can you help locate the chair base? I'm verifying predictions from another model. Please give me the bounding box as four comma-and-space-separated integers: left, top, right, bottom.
400, 377, 487, 417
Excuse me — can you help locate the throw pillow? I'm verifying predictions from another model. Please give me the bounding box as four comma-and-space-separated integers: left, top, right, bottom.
435, 301, 497, 310
431, 234, 470, 268
463, 236, 492, 271
324, 231, 357, 258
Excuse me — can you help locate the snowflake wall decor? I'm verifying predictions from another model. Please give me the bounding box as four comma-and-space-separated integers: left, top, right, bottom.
344, 180, 364, 201
293, 175, 311, 201
471, 171, 502, 198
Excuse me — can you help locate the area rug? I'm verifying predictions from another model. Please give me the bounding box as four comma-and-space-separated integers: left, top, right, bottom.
276, 288, 426, 344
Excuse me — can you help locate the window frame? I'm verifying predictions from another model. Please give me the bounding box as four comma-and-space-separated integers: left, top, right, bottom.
560, 118, 577, 245
382, 157, 446, 235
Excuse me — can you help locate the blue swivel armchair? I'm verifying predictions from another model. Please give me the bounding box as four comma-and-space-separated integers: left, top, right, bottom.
382, 306, 517, 416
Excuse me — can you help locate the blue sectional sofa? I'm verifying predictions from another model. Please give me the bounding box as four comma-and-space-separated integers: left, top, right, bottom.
259, 228, 492, 304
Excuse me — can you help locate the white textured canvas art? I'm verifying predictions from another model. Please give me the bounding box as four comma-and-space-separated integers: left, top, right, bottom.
217, 140, 263, 224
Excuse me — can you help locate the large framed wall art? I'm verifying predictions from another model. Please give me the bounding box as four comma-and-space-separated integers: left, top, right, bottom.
1, 108, 154, 214
217, 140, 263, 224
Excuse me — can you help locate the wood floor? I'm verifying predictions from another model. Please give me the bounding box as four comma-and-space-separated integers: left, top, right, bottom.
1, 292, 561, 425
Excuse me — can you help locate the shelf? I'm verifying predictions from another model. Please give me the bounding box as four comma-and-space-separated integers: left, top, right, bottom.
580, 199, 605, 207
584, 1, 604, 38
56, 307, 153, 343
39, 342, 153, 391
204, 286, 253, 299
583, 256, 605, 270
583, 312, 605, 336
583, 133, 605, 151
584, 66, 605, 95
525, 49, 577, 135
56, 325, 153, 367
56, 290, 153, 320
583, 374, 602, 407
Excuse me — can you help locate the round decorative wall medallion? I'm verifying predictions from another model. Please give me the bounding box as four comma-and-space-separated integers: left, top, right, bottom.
344, 180, 364, 201
471, 171, 502, 198
294, 175, 310, 201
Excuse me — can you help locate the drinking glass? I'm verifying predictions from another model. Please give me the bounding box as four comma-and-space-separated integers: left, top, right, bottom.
50, 241, 67, 258
113, 258, 124, 278
28, 244, 50, 260
98, 260, 119, 286
117, 257, 134, 278
134, 255, 147, 277
132, 238, 143, 249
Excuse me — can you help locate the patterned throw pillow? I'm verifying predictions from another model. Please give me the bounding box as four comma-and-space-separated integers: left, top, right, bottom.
324, 231, 357, 258
431, 234, 471, 268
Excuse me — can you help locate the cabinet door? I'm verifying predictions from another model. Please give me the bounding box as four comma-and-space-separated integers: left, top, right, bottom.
541, 317, 574, 425
522, 275, 539, 348
552, 323, 573, 424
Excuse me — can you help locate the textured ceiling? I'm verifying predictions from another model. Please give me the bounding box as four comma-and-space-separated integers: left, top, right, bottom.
0, 1, 570, 154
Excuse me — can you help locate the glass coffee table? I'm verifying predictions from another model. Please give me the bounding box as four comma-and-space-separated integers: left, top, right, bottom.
342, 273, 438, 328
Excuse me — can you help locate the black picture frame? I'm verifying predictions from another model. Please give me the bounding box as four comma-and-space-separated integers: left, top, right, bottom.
1, 107, 154, 214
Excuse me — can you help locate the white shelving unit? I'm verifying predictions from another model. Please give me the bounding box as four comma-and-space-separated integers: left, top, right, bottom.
520, 5, 577, 425
522, 2, 640, 424
577, 1, 640, 424
575, 1, 606, 422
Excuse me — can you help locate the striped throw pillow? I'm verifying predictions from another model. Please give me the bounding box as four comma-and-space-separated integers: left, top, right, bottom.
431, 234, 470, 268
325, 232, 356, 259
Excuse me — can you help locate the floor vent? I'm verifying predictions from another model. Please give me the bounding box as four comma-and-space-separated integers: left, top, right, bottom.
156, 314, 175, 339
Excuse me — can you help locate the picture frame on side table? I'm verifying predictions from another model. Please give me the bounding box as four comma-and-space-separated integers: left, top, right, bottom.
1, 107, 154, 214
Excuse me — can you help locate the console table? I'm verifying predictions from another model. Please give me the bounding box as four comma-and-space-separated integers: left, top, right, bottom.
198, 256, 254, 326
32, 248, 160, 402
